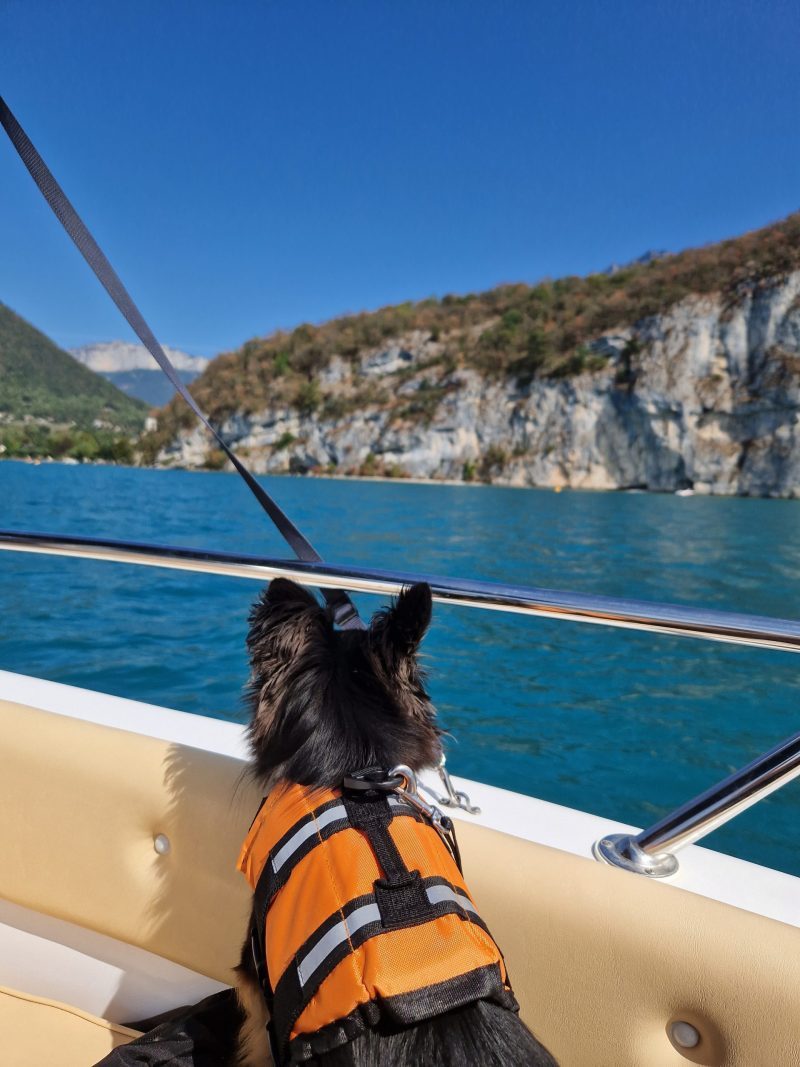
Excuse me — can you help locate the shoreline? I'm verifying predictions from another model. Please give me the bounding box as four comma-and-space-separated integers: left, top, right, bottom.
6, 455, 799, 500
2, 454, 511, 489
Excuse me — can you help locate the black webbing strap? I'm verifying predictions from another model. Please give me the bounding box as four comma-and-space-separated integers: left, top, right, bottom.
342, 794, 410, 879
253, 795, 420, 917
342, 792, 437, 930
0, 94, 364, 630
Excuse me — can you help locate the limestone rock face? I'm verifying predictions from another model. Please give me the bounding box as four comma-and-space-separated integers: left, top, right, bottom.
159, 274, 800, 497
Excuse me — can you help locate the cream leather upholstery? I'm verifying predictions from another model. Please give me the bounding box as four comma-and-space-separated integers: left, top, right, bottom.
0, 985, 140, 1067
1, 698, 799, 1066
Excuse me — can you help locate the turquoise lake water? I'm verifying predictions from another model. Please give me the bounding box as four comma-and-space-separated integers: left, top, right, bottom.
2, 460, 799, 877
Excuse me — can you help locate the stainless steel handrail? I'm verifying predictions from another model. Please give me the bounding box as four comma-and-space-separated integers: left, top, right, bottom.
3, 528, 800, 653
593, 730, 800, 876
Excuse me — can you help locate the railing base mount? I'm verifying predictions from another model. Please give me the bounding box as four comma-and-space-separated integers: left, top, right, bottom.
593, 833, 679, 878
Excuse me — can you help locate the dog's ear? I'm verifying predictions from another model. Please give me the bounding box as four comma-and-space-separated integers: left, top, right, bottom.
263, 577, 320, 612
247, 579, 329, 669
370, 583, 432, 665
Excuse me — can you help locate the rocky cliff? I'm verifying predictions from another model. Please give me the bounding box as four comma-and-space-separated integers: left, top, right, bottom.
149, 215, 800, 497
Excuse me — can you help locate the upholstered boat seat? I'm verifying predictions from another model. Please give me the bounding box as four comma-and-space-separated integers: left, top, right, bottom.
2, 698, 800, 1065
0, 984, 140, 1067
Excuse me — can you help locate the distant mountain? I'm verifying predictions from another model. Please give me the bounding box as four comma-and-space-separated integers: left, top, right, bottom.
70, 341, 209, 406
0, 303, 147, 461
70, 341, 207, 373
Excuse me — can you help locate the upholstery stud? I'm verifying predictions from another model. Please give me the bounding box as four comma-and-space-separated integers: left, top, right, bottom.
153, 834, 171, 855
669, 1020, 701, 1050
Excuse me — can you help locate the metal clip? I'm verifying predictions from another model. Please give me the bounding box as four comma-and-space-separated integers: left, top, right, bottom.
417, 754, 481, 815
388, 764, 450, 830
389, 763, 464, 872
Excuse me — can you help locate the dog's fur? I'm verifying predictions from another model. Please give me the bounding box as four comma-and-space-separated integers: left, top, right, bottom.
235, 578, 557, 1066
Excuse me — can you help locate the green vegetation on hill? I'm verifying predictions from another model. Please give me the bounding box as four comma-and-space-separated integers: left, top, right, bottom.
0, 302, 147, 461
0, 303, 147, 428
144, 210, 800, 455
0, 422, 137, 463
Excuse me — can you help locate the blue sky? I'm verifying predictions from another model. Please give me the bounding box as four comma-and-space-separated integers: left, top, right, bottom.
2, 1, 799, 358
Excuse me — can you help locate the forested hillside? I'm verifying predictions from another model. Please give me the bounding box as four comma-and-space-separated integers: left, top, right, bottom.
0, 302, 147, 461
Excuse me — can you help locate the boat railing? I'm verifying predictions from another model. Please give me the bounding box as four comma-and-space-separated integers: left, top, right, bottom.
593, 729, 800, 876
1, 527, 799, 877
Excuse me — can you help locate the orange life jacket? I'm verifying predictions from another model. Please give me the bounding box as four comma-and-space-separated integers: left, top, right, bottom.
237, 771, 517, 1063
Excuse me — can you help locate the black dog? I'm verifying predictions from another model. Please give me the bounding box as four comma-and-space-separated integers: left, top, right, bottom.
235, 578, 557, 1066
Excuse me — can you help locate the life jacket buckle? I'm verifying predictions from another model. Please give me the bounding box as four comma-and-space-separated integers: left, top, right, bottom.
342, 765, 405, 795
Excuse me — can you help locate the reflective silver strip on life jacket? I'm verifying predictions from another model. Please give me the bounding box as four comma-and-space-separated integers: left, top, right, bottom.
271, 796, 413, 877
295, 883, 479, 989
425, 884, 478, 915
272, 803, 348, 874
297, 903, 382, 987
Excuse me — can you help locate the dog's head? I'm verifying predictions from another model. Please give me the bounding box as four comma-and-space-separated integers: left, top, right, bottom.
245, 578, 441, 788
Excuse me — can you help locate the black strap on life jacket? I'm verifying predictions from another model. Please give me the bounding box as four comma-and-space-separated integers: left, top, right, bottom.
0, 94, 363, 631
